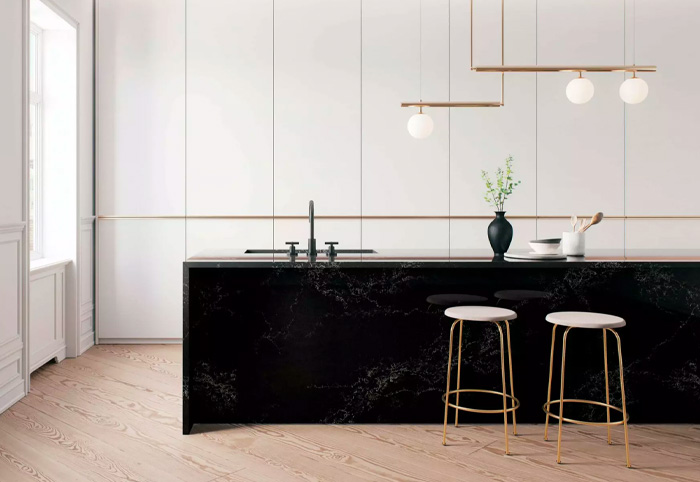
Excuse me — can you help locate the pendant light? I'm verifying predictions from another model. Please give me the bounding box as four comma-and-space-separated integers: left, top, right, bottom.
620, 1, 649, 104
408, 106, 434, 139
407, 0, 433, 139
566, 72, 595, 104
620, 73, 648, 104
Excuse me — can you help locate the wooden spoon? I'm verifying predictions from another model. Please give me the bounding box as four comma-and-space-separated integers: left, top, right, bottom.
570, 215, 578, 233
578, 218, 587, 232
581, 212, 604, 232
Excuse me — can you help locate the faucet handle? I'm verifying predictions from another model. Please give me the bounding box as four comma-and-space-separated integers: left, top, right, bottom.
324, 241, 338, 257
285, 241, 299, 256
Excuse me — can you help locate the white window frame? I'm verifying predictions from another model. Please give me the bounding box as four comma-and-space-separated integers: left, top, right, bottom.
29, 23, 44, 261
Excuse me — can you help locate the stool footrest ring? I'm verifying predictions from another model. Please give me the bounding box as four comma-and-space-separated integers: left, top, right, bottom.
543, 399, 630, 426
441, 389, 520, 414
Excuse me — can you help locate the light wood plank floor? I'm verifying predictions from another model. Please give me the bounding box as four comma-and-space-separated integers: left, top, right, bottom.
0, 345, 697, 482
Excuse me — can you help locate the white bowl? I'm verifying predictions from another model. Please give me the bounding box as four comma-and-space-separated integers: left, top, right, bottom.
529, 239, 561, 255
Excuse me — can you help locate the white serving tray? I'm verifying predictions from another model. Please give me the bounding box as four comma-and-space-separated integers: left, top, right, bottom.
504, 252, 567, 261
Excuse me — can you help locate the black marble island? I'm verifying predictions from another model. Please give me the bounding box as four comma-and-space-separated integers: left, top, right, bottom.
183, 249, 700, 434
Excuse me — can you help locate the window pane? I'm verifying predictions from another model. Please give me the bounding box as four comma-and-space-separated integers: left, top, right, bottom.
29, 104, 37, 253
30, 31, 37, 93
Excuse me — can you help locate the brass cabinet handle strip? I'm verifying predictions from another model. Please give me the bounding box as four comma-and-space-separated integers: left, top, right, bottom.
97, 215, 700, 220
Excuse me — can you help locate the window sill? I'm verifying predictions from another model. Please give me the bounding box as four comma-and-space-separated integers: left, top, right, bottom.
30, 257, 72, 275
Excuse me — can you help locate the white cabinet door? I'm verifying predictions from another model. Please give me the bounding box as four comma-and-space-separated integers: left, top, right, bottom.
97, 0, 186, 216
362, 0, 449, 217
186, 0, 273, 217
273, 0, 361, 218
98, 220, 185, 340
536, 0, 625, 219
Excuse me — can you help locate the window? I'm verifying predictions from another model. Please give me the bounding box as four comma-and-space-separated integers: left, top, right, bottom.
29, 23, 43, 259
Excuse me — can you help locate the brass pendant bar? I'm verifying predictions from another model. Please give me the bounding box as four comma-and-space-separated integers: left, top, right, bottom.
400, 101, 502, 108
401, 0, 504, 109
472, 65, 657, 73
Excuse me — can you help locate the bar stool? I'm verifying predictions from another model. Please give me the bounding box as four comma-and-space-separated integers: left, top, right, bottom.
427, 294, 488, 307
441, 306, 519, 454
543, 311, 631, 468
494, 289, 549, 305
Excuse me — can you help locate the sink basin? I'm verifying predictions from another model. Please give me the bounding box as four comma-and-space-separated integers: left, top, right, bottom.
333, 249, 376, 254
244, 249, 288, 254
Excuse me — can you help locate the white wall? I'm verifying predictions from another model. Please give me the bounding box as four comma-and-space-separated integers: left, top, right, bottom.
0, 0, 28, 412
97, 0, 700, 340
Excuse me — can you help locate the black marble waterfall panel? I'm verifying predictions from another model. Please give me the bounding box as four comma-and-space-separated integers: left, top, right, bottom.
183, 262, 700, 433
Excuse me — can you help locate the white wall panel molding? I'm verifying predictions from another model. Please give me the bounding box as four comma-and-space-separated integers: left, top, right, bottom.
0, 223, 26, 234
79, 318, 94, 355
0, 227, 25, 413
0, 231, 23, 350
29, 263, 67, 372
0, 348, 24, 414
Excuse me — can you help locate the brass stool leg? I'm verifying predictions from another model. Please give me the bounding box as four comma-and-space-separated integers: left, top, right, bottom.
505, 320, 517, 435
454, 320, 464, 427
544, 324, 558, 441
611, 329, 631, 468
495, 321, 510, 455
556, 327, 573, 464
603, 328, 612, 445
442, 319, 460, 446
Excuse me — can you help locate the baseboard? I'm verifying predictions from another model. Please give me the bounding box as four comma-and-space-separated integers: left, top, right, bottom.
79, 331, 95, 354
0, 379, 25, 414
97, 338, 182, 345
30, 345, 67, 373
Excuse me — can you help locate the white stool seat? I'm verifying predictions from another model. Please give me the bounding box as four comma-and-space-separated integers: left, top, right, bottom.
546, 311, 626, 329
445, 306, 517, 322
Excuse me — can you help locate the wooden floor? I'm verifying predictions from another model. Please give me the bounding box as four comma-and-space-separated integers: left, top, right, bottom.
0, 346, 697, 482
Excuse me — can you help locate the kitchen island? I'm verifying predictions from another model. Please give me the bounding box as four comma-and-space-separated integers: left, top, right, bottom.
183, 249, 700, 434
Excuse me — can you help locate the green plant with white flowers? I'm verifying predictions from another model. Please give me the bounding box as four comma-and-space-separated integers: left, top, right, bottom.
481, 155, 521, 212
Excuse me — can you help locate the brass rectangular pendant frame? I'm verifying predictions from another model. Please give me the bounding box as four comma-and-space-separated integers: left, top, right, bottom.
402, 0, 656, 109
401, 0, 505, 109
473, 65, 656, 73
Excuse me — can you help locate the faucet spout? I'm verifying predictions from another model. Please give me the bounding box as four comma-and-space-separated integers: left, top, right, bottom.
308, 200, 316, 258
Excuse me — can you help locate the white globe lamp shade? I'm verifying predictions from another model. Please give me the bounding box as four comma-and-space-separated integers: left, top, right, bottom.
407, 112, 434, 139
619, 77, 649, 104
566, 77, 595, 104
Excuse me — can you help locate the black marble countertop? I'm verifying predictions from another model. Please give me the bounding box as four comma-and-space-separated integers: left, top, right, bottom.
186, 249, 700, 267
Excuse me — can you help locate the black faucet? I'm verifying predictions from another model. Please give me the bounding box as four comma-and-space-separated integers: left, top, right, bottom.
308, 200, 316, 260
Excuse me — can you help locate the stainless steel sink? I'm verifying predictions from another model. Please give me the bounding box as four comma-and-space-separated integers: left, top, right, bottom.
244, 249, 288, 254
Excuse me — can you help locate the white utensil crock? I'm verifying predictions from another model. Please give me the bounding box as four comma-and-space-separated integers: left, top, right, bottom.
562, 232, 585, 256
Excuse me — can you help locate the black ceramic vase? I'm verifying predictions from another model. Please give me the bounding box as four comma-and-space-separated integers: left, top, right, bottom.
487, 211, 513, 256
